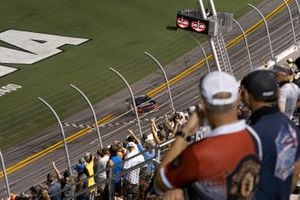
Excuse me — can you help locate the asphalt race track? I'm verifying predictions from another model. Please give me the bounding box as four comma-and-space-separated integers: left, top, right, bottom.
1, 0, 300, 197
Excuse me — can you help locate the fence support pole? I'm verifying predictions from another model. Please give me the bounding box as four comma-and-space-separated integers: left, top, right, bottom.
208, 0, 217, 16
232, 18, 253, 71
38, 97, 72, 175
186, 34, 210, 73
197, 0, 208, 19
70, 84, 103, 148
109, 67, 143, 138
248, 4, 274, 61
295, 0, 300, 16
144, 52, 175, 113
107, 168, 113, 200
281, 0, 297, 44
0, 150, 10, 199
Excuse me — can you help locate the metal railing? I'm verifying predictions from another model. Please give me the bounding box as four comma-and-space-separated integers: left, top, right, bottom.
40, 139, 175, 200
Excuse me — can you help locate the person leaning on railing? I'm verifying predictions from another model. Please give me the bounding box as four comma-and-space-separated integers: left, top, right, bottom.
93, 147, 110, 195
128, 129, 156, 199
128, 129, 155, 173
83, 152, 96, 197
74, 164, 89, 200
123, 141, 145, 199
107, 146, 123, 198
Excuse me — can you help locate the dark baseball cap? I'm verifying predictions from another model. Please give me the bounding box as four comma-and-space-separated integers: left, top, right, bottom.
74, 164, 85, 172
63, 170, 71, 177
241, 70, 278, 102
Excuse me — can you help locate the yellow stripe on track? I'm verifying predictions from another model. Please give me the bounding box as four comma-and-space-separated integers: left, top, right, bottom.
0, 114, 113, 177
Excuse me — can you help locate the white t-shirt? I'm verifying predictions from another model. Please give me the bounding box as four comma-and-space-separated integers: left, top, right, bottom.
279, 82, 300, 119
94, 155, 110, 181
124, 150, 145, 184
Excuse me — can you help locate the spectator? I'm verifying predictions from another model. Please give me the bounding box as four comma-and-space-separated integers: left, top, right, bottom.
10, 193, 16, 200
14, 192, 30, 200
240, 70, 300, 200
116, 142, 127, 159
287, 58, 296, 71
127, 134, 137, 143
294, 67, 300, 88
295, 57, 300, 71
74, 164, 89, 200
150, 118, 167, 145
173, 112, 187, 127
94, 147, 110, 194
79, 158, 86, 165
128, 129, 156, 199
151, 71, 262, 199
128, 129, 155, 175
164, 113, 182, 139
52, 162, 75, 199
290, 60, 300, 126
164, 114, 176, 131
271, 65, 300, 119
126, 135, 138, 148
46, 173, 61, 200
29, 185, 50, 200
84, 152, 95, 193
123, 141, 145, 199
107, 146, 123, 198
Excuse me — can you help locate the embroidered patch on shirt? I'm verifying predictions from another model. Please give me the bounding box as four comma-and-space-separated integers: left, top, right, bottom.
275, 124, 298, 180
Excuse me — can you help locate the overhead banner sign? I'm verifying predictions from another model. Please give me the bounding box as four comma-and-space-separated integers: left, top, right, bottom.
176, 10, 209, 34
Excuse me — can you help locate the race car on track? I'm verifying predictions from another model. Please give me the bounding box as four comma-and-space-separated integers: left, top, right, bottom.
126, 95, 159, 114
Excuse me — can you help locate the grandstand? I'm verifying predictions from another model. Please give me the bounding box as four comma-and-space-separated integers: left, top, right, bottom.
1, 0, 300, 199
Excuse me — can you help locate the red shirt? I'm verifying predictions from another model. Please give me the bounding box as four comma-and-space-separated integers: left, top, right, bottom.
160, 121, 260, 189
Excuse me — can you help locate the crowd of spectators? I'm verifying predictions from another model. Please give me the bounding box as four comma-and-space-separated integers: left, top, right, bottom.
8, 57, 300, 200
9, 105, 197, 200
148, 58, 300, 200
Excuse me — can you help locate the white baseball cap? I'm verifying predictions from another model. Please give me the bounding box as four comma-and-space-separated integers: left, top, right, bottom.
200, 71, 239, 106
127, 142, 136, 148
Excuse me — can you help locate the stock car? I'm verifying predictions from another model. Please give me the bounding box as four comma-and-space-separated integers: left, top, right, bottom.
126, 95, 159, 114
